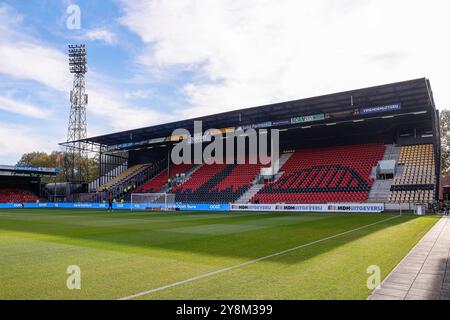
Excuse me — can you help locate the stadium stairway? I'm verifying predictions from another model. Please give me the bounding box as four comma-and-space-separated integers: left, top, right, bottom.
272, 152, 294, 177
88, 161, 128, 192
181, 163, 203, 181
235, 152, 294, 204
159, 164, 203, 193
367, 144, 401, 202
383, 144, 401, 161
134, 163, 194, 193
112, 164, 154, 192
96, 164, 149, 192
368, 180, 394, 202
172, 160, 265, 203
235, 184, 265, 204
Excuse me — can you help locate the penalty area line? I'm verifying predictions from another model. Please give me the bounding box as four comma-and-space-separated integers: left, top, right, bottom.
118, 214, 401, 300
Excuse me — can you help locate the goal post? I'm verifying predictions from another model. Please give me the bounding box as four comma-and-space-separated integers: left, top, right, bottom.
130, 193, 176, 211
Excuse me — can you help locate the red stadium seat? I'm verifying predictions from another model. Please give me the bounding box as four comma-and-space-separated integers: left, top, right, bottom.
251, 143, 385, 204
135, 164, 193, 193
0, 188, 39, 203
172, 159, 265, 203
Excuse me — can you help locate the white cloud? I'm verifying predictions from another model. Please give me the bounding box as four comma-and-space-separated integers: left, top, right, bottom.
0, 122, 57, 165
87, 84, 173, 133
0, 4, 23, 30
85, 28, 117, 45
124, 88, 155, 100
0, 4, 71, 92
120, 0, 450, 116
0, 3, 171, 160
0, 95, 48, 119
2, 0, 450, 165
0, 43, 70, 92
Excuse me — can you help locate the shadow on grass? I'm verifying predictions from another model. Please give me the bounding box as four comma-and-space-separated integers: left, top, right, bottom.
0, 209, 428, 265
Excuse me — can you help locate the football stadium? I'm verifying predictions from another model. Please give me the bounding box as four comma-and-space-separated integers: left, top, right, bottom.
1, 77, 449, 301
4, 2, 450, 307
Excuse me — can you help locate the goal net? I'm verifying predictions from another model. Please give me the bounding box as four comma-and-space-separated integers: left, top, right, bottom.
130, 193, 176, 211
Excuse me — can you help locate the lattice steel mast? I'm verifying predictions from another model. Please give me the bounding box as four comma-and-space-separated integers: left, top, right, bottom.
66, 44, 88, 183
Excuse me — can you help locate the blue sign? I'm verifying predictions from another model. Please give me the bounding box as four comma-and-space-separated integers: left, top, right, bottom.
0, 202, 230, 211
174, 203, 230, 211
16, 166, 60, 173
360, 103, 401, 115
272, 119, 291, 127
129, 203, 230, 211
0, 165, 60, 173
0, 203, 25, 209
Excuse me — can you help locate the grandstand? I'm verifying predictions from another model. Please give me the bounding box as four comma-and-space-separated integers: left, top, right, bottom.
251, 143, 385, 204
172, 161, 264, 203
387, 144, 435, 203
0, 188, 39, 203
96, 164, 148, 192
62, 78, 440, 209
0, 165, 59, 203
136, 163, 194, 193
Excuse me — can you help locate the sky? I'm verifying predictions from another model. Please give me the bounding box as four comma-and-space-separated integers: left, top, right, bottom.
0, 0, 449, 165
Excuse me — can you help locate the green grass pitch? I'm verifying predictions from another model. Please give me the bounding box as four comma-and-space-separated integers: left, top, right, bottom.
0, 209, 439, 300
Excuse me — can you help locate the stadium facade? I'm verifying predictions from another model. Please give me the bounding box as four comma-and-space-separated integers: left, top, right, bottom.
57, 78, 441, 212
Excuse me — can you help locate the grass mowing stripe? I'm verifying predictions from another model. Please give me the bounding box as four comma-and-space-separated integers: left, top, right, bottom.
0, 210, 276, 224
119, 214, 401, 300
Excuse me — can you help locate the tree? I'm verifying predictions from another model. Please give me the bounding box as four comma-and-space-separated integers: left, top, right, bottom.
16, 151, 98, 183
16, 152, 52, 168
440, 110, 450, 176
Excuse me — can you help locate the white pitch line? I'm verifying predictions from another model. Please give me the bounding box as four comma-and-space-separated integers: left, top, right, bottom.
119, 214, 401, 300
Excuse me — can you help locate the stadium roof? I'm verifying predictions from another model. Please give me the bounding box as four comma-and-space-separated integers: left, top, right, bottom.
68, 78, 436, 147
0, 165, 59, 177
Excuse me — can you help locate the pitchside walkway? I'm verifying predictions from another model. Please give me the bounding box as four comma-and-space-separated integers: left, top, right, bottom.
369, 216, 450, 300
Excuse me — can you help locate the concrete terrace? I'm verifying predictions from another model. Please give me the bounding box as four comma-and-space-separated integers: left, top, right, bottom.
369, 216, 450, 300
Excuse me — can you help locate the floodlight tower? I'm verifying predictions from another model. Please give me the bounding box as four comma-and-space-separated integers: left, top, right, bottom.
66, 44, 88, 183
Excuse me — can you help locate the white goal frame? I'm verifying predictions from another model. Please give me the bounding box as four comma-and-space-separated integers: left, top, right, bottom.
130, 193, 176, 211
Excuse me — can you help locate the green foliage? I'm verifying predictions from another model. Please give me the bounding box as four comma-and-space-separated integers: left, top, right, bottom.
0, 210, 438, 299
440, 110, 450, 176
16, 151, 54, 168
16, 151, 98, 183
